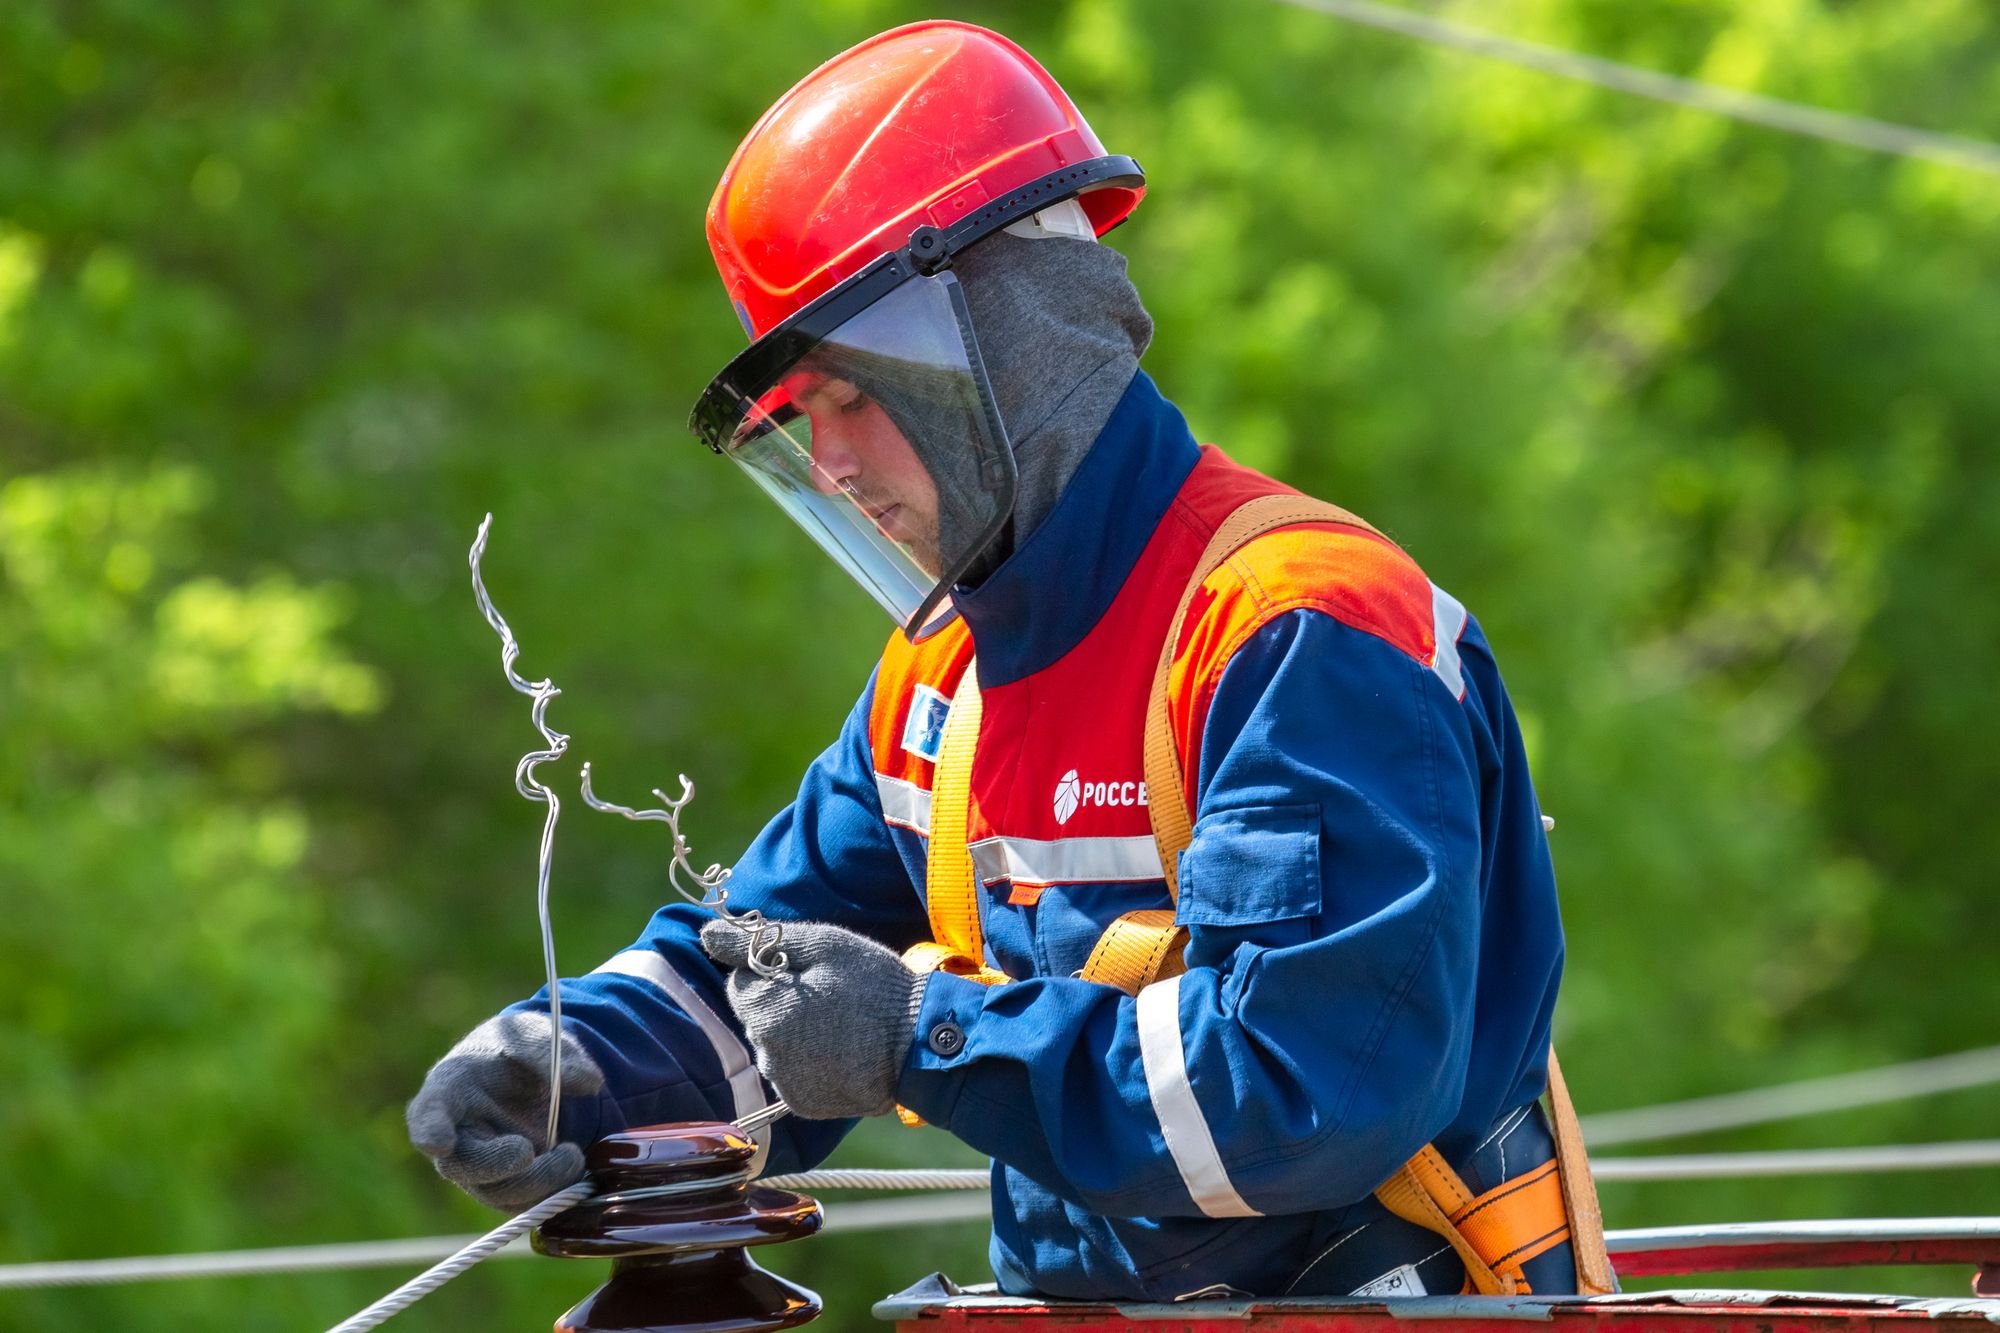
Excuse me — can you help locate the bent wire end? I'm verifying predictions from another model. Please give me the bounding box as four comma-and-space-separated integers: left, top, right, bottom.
577, 765, 787, 977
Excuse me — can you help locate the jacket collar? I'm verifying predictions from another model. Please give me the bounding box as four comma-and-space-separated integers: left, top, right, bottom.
948, 371, 1201, 687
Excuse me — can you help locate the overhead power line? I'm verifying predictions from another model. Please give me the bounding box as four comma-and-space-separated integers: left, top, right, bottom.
1580, 1044, 2000, 1146
1593, 1139, 2000, 1182
0, 1237, 510, 1292
1272, 0, 2000, 177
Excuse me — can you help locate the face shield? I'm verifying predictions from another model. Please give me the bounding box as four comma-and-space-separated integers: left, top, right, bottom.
696, 272, 1015, 636
690, 158, 1144, 638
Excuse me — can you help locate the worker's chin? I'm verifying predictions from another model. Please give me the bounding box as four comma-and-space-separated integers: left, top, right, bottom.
888, 514, 942, 574
907, 536, 944, 579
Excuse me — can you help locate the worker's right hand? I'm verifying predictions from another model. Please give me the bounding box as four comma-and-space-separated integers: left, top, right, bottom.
406, 1011, 605, 1211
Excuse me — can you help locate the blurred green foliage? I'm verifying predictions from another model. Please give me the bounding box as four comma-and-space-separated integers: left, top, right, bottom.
2, 0, 1997, 1327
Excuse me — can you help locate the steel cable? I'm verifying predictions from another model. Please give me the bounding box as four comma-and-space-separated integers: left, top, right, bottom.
1581, 1046, 2000, 1146
322, 1181, 594, 1333
1273, 0, 2000, 177
1593, 1139, 2000, 1182
763, 1168, 990, 1192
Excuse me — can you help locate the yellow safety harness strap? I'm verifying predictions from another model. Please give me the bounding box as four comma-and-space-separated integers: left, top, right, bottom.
1452, 1159, 1572, 1280
896, 667, 1008, 1128
901, 940, 1010, 984
1077, 909, 1185, 993
907, 667, 1011, 988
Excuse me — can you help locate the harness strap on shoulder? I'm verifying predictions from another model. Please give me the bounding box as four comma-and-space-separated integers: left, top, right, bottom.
1143, 494, 1383, 905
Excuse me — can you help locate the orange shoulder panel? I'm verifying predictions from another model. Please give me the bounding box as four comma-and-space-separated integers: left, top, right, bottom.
1166, 522, 1437, 779
867, 617, 974, 785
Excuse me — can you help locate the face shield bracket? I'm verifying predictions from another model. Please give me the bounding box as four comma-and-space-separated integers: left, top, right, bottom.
907, 225, 950, 275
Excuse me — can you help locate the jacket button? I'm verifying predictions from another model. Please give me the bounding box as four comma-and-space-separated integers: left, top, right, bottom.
927, 1021, 966, 1057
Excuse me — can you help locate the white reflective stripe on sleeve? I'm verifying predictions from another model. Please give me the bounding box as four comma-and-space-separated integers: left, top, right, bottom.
968, 834, 1164, 888
592, 949, 770, 1170
1135, 973, 1261, 1218
1429, 583, 1469, 699
874, 773, 933, 836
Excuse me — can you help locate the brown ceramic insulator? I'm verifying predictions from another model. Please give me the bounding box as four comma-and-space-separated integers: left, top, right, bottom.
583, 1124, 757, 1195
553, 1248, 821, 1333
536, 1186, 823, 1260
535, 1122, 826, 1332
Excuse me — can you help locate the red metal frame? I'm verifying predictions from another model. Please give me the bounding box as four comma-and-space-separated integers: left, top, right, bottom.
885, 1223, 2000, 1331
1613, 1235, 2000, 1278
891, 1307, 1995, 1332
896, 1304, 2000, 1320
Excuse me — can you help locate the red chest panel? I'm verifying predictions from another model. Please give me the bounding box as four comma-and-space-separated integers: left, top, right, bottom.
867, 446, 1437, 926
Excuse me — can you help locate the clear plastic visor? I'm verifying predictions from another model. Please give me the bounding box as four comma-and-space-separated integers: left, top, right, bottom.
718, 273, 1016, 636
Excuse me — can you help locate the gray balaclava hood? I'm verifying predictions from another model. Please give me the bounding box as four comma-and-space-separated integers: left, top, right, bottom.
950, 229, 1154, 582
822, 223, 1154, 596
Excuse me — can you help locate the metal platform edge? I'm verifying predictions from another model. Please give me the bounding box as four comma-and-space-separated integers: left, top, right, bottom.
874, 1286, 2000, 1325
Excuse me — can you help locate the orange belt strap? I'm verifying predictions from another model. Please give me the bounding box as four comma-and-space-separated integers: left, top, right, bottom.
1452, 1159, 1572, 1283
1375, 1147, 1515, 1295
1376, 1149, 1573, 1295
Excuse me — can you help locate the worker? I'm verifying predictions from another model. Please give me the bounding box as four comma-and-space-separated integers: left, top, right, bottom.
408, 21, 1591, 1301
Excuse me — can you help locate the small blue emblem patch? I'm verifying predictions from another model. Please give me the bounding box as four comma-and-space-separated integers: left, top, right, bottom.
902, 684, 951, 762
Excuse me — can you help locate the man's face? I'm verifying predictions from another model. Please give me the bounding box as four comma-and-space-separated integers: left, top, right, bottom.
782, 369, 943, 574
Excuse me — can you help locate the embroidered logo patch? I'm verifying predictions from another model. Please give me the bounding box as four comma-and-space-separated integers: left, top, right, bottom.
901, 684, 951, 762
1053, 769, 1082, 824
1052, 771, 1147, 825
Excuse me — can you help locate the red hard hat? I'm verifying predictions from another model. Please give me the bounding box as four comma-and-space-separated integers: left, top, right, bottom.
706, 20, 1144, 340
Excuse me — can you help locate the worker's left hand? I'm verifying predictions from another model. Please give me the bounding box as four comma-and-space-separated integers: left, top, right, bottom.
700, 919, 928, 1120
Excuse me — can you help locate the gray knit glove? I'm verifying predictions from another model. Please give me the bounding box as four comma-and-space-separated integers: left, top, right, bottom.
406, 1011, 605, 1210
700, 920, 928, 1120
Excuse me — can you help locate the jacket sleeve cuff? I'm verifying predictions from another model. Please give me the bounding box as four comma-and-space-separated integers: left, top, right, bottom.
892, 968, 996, 1127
